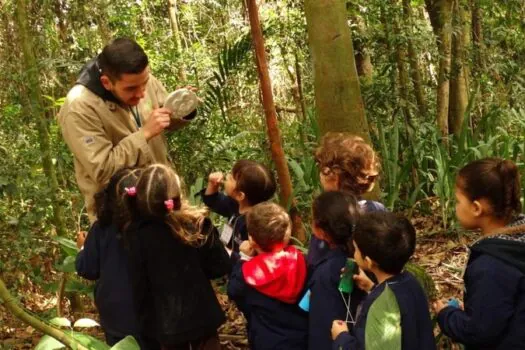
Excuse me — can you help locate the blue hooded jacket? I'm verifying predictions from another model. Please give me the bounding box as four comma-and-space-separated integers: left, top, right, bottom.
438, 216, 525, 350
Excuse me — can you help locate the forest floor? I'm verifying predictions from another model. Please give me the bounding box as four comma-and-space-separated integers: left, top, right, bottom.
0, 213, 473, 349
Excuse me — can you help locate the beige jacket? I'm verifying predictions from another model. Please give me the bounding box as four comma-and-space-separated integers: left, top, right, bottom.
58, 75, 169, 222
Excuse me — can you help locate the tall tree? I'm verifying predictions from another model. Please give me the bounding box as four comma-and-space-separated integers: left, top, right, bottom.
168, 0, 187, 82
304, 0, 371, 141
246, 0, 305, 241
435, 0, 454, 141
15, 0, 67, 237
403, 0, 427, 118
449, 0, 470, 135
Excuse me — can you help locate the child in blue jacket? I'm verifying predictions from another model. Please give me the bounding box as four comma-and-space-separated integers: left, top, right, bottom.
227, 202, 308, 349
201, 159, 276, 253
331, 212, 436, 350
306, 191, 365, 350
75, 168, 159, 348
434, 158, 525, 350
309, 133, 386, 266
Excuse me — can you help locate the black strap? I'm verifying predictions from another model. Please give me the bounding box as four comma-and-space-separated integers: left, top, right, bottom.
129, 106, 142, 128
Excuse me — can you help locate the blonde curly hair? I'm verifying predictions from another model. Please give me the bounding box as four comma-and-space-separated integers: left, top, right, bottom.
315, 132, 380, 195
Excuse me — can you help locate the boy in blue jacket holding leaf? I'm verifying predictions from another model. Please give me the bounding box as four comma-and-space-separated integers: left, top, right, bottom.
331, 212, 436, 350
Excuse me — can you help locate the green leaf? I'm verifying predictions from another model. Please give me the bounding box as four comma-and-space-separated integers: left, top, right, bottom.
35, 335, 66, 350
69, 332, 109, 349
53, 237, 79, 257
55, 256, 77, 273
73, 318, 100, 328
49, 317, 71, 328
365, 285, 402, 350
110, 336, 140, 350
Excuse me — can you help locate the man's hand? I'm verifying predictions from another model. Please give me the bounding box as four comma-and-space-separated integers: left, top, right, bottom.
205, 172, 224, 195
76, 231, 87, 249
142, 107, 172, 140
331, 320, 349, 340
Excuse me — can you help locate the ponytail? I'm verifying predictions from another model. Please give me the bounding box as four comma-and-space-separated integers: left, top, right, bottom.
497, 159, 521, 220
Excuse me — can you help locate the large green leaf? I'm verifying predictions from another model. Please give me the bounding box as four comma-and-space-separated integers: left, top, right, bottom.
34, 335, 66, 350
110, 336, 140, 350
365, 284, 402, 350
53, 237, 79, 257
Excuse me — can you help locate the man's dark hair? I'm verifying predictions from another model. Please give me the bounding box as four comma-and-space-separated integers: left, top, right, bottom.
353, 212, 416, 275
98, 38, 148, 81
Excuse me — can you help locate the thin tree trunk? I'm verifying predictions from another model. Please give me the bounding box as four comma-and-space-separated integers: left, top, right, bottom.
15, 0, 67, 238
351, 14, 373, 84
304, 0, 371, 141
470, 0, 485, 74
95, 0, 111, 44
449, 0, 470, 135
436, 0, 454, 141
0, 278, 89, 350
403, 0, 427, 117
392, 0, 412, 124
168, 0, 187, 82
246, 0, 305, 241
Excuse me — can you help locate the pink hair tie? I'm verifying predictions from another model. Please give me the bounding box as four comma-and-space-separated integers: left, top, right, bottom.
125, 187, 137, 196
164, 199, 174, 211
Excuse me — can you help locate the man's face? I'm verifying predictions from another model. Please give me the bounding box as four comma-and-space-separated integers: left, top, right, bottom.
102, 67, 150, 106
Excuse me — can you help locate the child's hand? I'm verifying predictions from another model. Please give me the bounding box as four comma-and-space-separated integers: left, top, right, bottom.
353, 267, 375, 292
433, 299, 448, 314
205, 172, 224, 195
76, 231, 87, 249
240, 240, 255, 257
331, 320, 349, 340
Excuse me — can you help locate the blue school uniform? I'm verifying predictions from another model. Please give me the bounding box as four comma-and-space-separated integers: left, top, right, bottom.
307, 246, 368, 350
228, 246, 308, 349
75, 222, 143, 346
437, 217, 525, 350
333, 271, 436, 350
201, 190, 247, 252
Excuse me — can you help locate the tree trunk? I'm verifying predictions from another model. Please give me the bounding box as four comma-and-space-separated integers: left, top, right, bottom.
392, 0, 412, 124
449, 0, 470, 135
168, 0, 187, 82
304, 0, 371, 142
246, 0, 305, 241
0, 278, 89, 350
403, 0, 427, 117
15, 0, 67, 238
470, 0, 485, 74
436, 0, 454, 141
351, 14, 373, 84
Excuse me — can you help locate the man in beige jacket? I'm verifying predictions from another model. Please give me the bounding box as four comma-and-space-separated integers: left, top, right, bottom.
59, 38, 195, 222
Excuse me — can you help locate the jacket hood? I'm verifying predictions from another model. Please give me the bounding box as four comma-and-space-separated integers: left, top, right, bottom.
76, 57, 120, 104
471, 214, 525, 274
242, 245, 306, 303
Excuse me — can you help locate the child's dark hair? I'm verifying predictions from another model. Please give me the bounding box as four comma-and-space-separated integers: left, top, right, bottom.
353, 212, 415, 275
312, 191, 360, 251
315, 133, 379, 195
232, 160, 276, 206
132, 164, 208, 246
94, 168, 142, 231
246, 202, 291, 252
457, 158, 521, 221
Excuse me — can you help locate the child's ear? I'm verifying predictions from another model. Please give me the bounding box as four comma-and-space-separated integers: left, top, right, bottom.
235, 190, 246, 202
472, 200, 484, 217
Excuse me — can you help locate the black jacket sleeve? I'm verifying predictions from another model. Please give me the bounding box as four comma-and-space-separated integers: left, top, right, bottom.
201, 190, 239, 218
75, 222, 102, 280
199, 218, 232, 279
